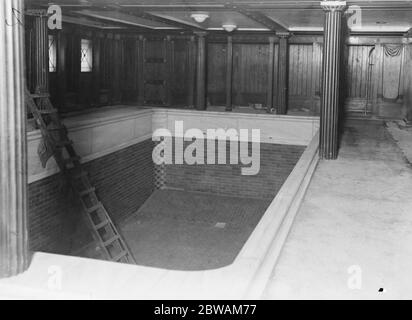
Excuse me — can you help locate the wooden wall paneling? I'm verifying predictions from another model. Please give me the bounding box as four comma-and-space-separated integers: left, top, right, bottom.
23, 25, 410, 118
226, 36, 234, 111
399, 45, 406, 102
272, 44, 279, 112
373, 43, 384, 115
57, 31, 67, 109
166, 36, 174, 107
344, 45, 375, 115
207, 42, 226, 106
369, 43, 380, 115
65, 30, 81, 107
144, 38, 167, 105
122, 36, 138, 103
233, 43, 269, 107
108, 33, 116, 104
171, 38, 190, 107
266, 36, 275, 112
365, 46, 377, 114
187, 36, 196, 108
288, 44, 315, 112
92, 32, 102, 106
112, 34, 123, 104
311, 42, 323, 115
98, 35, 110, 105
24, 16, 34, 93
382, 45, 396, 101
277, 33, 290, 114
379, 44, 404, 117
137, 36, 145, 105
195, 32, 207, 110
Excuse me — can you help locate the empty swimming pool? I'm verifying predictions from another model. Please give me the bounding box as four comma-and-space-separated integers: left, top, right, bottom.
24, 107, 319, 298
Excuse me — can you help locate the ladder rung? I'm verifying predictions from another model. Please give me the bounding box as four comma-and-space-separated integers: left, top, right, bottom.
39, 108, 58, 114
95, 220, 110, 230
31, 93, 50, 99
113, 251, 128, 262
79, 187, 96, 196
86, 203, 102, 213
103, 235, 121, 247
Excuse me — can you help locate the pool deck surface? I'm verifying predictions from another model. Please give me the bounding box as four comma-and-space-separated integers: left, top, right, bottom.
264, 120, 412, 299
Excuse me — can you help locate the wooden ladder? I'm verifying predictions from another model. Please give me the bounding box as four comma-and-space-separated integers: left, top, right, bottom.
26, 89, 136, 264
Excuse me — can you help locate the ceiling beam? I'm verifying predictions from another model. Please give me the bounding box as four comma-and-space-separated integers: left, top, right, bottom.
61, 14, 124, 30
228, 4, 289, 32
105, 5, 206, 32
66, 11, 154, 31
75, 9, 179, 30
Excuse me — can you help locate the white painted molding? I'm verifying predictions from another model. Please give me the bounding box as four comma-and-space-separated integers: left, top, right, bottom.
28, 107, 319, 183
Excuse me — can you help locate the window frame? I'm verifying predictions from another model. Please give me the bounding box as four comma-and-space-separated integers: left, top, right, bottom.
80, 38, 93, 73
48, 34, 57, 73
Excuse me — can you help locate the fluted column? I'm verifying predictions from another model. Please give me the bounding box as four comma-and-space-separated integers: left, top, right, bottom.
195, 32, 207, 110
28, 9, 49, 94
0, 0, 29, 278
404, 29, 412, 122
319, 1, 346, 159
276, 32, 290, 115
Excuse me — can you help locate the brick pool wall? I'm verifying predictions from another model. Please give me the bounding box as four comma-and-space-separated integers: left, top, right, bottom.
28, 139, 154, 254
164, 140, 305, 200
28, 138, 304, 255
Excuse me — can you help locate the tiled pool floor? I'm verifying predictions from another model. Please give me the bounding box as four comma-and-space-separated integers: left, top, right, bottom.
119, 189, 270, 271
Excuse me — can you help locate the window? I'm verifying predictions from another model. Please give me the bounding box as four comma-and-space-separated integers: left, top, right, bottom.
48, 35, 57, 73
80, 39, 93, 72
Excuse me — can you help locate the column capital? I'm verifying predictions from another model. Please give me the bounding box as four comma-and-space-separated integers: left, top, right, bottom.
276, 32, 291, 39
320, 1, 347, 12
